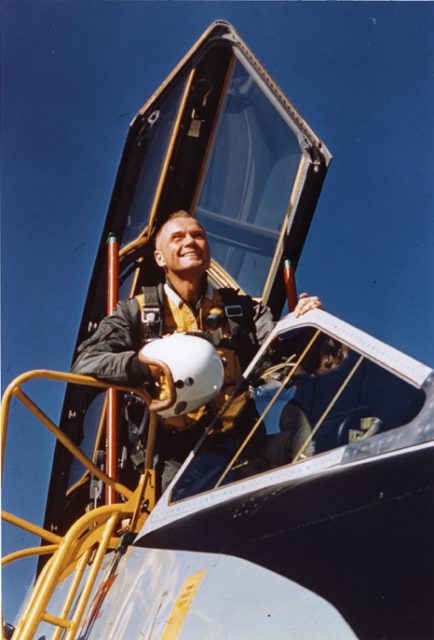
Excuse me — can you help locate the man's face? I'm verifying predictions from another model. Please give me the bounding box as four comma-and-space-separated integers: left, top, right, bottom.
154, 217, 211, 279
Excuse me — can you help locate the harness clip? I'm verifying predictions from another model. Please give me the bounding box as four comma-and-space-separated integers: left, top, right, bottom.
225, 305, 243, 318
141, 306, 161, 327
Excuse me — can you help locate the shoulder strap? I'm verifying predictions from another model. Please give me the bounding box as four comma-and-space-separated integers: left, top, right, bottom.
217, 287, 255, 337
135, 283, 164, 342
217, 287, 258, 368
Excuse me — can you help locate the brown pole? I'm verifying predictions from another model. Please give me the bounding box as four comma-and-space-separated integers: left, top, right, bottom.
283, 258, 298, 312
106, 233, 119, 504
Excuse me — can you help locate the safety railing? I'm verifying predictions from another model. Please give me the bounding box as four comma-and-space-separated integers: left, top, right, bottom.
1, 370, 159, 639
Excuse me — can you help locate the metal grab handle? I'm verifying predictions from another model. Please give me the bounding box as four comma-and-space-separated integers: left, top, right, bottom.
137, 354, 176, 413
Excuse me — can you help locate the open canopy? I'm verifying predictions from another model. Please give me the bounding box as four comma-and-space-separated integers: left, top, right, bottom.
81, 20, 331, 329
43, 21, 331, 536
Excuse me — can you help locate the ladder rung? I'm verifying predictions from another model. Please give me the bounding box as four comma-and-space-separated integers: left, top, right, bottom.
42, 612, 73, 629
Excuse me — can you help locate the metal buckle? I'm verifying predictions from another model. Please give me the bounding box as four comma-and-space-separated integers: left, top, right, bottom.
225, 305, 243, 318
141, 306, 161, 326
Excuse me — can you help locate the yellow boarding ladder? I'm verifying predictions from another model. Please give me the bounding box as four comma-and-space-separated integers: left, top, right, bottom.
1, 370, 159, 640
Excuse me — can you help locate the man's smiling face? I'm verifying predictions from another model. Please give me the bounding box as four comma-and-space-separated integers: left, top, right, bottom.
154, 215, 211, 279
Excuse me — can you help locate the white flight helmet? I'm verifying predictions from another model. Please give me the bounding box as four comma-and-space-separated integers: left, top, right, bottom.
139, 333, 224, 418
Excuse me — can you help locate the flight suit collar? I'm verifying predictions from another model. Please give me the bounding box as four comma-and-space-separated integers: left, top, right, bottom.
164, 276, 214, 311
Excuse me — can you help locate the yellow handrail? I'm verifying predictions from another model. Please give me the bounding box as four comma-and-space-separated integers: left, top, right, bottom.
1, 369, 151, 474
2, 545, 59, 568
2, 510, 62, 544
12, 386, 133, 500
1, 368, 158, 639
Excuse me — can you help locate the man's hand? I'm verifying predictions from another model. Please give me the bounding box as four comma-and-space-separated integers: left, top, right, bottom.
147, 363, 165, 389
137, 351, 176, 412
294, 292, 323, 317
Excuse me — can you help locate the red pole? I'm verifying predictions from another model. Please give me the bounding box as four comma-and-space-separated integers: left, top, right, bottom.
106, 233, 119, 504
283, 259, 298, 312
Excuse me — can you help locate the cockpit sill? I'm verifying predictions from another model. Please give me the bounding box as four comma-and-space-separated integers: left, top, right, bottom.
138, 309, 434, 538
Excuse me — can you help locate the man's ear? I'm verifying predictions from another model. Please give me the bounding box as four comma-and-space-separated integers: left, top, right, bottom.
154, 249, 166, 268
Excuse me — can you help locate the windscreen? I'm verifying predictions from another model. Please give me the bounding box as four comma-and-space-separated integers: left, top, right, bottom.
171, 326, 425, 502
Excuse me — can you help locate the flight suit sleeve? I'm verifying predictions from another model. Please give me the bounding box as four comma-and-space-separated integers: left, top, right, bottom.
71, 298, 150, 386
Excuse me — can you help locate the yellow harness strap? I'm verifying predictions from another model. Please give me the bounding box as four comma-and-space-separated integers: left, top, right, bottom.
135, 289, 247, 431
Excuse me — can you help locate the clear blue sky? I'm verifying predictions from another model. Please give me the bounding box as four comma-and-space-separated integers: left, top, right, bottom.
2, 0, 434, 624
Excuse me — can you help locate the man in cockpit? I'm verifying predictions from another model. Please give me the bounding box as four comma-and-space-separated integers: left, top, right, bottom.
72, 210, 322, 491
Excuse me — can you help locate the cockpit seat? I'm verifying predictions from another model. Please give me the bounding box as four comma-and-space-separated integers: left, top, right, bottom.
260, 401, 314, 469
